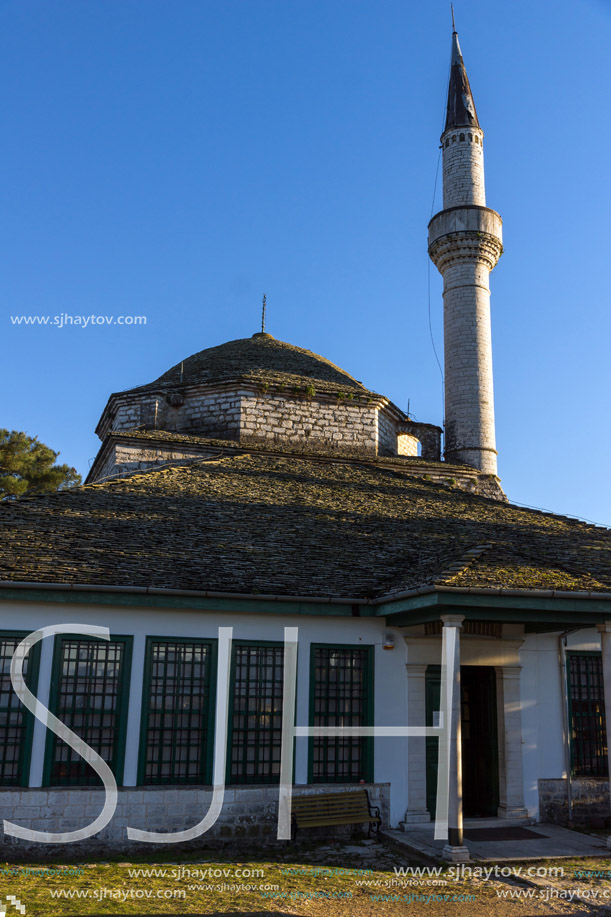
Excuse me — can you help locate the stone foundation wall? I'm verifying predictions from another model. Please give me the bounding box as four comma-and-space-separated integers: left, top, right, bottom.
539, 778, 611, 827
0, 783, 390, 857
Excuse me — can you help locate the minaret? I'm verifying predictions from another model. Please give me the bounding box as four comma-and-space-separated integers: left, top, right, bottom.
428, 27, 503, 477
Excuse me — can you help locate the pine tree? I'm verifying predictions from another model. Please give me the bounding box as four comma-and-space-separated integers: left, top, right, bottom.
0, 429, 81, 498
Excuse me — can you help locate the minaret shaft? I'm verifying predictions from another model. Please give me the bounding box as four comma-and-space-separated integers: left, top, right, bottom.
443, 260, 495, 472
429, 31, 502, 477
442, 126, 486, 209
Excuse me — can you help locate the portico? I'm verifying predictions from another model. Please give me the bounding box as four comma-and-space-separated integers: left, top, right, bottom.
401, 616, 528, 859
378, 590, 611, 860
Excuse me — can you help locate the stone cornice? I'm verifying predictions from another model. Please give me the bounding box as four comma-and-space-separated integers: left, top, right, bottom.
428, 230, 503, 272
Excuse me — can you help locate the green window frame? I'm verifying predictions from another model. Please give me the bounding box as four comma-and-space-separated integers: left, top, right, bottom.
43, 635, 132, 786
0, 631, 41, 787
567, 651, 608, 778
227, 641, 284, 785
138, 637, 217, 785
308, 644, 374, 784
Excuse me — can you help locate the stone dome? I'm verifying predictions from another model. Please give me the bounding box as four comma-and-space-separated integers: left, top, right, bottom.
130, 332, 368, 395
93, 330, 444, 484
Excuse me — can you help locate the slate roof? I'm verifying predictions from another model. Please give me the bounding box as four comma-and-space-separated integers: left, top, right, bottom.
86, 430, 498, 495
445, 31, 480, 131
127, 333, 373, 397
1, 451, 610, 601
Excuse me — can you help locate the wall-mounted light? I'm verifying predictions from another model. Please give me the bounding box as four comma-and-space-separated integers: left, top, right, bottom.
383, 634, 395, 650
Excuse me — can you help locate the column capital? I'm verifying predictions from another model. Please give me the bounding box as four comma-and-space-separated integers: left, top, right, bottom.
597, 622, 611, 635
440, 614, 465, 627
494, 665, 522, 679
405, 664, 429, 677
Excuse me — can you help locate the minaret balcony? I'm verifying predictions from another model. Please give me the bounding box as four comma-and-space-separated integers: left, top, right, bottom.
428, 205, 503, 273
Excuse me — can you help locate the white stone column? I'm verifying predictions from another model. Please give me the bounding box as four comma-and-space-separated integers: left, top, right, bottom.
403, 664, 431, 824
596, 622, 611, 845
441, 614, 469, 862
495, 665, 528, 818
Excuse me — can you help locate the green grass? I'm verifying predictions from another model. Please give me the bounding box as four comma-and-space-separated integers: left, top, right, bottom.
4, 848, 611, 915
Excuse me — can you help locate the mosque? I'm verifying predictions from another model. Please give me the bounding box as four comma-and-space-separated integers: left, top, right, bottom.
1, 26, 611, 859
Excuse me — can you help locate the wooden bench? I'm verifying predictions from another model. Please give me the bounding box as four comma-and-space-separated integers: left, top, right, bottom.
291, 789, 381, 841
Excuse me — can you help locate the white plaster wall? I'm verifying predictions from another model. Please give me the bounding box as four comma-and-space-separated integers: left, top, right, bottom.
518, 634, 542, 818
519, 629, 603, 819
0, 602, 410, 828
566, 629, 601, 653
519, 633, 565, 819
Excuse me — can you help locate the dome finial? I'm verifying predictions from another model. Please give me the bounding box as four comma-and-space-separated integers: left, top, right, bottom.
451, 2, 456, 33
261, 294, 267, 334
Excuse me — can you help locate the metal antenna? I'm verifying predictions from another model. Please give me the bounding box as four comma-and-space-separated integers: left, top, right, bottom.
261, 294, 267, 334
451, 3, 456, 32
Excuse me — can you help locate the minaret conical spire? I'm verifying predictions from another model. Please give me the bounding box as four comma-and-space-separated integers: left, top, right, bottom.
445, 29, 480, 131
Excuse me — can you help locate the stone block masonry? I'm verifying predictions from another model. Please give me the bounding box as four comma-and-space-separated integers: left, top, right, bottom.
429, 42, 504, 479
429, 206, 502, 477
442, 259, 497, 473
378, 408, 417, 457
442, 127, 486, 209
241, 392, 379, 453
539, 778, 611, 828
111, 389, 242, 441
97, 381, 433, 467
93, 441, 211, 481
0, 783, 390, 856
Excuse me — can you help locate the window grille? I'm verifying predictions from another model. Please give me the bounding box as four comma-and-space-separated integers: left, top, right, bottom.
46, 637, 131, 786
310, 646, 373, 783
0, 633, 39, 786
229, 644, 284, 784
567, 652, 608, 778
141, 639, 214, 784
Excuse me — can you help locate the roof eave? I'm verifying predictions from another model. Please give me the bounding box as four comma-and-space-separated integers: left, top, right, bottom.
2, 580, 611, 609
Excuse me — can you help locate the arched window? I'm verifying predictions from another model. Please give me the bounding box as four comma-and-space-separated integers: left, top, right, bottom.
459, 133, 465, 141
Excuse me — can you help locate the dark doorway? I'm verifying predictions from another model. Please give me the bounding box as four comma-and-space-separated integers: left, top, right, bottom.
425, 665, 499, 818
461, 665, 499, 816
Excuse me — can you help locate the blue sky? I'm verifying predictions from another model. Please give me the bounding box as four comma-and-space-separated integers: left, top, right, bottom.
2, 0, 610, 525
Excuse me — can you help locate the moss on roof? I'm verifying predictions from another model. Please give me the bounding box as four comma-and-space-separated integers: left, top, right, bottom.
128, 333, 372, 395
1, 452, 610, 600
